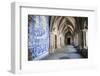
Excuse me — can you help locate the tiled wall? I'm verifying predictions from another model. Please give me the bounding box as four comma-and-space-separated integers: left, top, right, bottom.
28, 16, 49, 60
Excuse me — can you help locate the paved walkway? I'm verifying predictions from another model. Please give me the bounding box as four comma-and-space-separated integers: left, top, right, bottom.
41, 45, 82, 60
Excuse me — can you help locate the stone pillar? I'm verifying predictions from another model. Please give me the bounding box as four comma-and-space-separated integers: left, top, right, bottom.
82, 29, 87, 49
49, 32, 55, 53
83, 30, 85, 48
62, 34, 65, 47
80, 30, 84, 49
86, 30, 88, 49
57, 33, 61, 49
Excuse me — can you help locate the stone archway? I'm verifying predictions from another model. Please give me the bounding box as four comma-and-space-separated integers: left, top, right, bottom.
67, 38, 71, 45
64, 31, 73, 45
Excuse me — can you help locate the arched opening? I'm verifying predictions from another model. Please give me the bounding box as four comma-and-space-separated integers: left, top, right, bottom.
64, 31, 73, 45
67, 38, 71, 45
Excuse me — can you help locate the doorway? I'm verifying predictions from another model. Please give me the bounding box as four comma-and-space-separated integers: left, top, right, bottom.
67, 38, 70, 45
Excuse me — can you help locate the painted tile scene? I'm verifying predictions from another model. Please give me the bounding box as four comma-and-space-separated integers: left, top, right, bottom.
28, 15, 88, 61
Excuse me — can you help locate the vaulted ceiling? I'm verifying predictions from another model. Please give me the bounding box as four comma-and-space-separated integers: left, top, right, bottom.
50, 16, 88, 36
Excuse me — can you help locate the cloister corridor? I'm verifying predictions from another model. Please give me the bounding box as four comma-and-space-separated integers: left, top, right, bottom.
28, 15, 88, 60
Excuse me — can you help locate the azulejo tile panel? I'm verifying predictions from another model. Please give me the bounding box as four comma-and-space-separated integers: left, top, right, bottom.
28, 15, 49, 60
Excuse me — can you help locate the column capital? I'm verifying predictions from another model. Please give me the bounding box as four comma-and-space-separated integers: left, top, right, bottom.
81, 29, 87, 32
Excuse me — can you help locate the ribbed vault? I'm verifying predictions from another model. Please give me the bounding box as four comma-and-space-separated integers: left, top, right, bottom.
50, 16, 75, 37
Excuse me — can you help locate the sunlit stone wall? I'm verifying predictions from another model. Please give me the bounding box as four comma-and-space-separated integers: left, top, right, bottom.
28, 16, 49, 60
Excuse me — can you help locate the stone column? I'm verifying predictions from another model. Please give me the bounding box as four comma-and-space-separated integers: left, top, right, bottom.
81, 30, 84, 49
86, 30, 88, 49
49, 32, 55, 53
82, 29, 87, 49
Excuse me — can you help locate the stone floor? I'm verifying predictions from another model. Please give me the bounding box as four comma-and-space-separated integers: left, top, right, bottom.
41, 45, 83, 60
